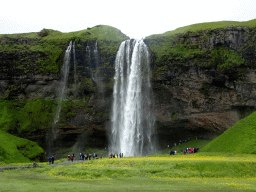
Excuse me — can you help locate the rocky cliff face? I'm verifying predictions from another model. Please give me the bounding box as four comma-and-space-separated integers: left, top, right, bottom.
1, 24, 256, 151
145, 26, 256, 148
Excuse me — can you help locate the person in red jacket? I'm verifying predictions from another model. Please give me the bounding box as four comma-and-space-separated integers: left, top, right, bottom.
71, 155, 74, 162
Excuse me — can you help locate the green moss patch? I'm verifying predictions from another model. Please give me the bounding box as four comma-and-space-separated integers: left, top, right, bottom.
0, 130, 44, 163
0, 98, 55, 137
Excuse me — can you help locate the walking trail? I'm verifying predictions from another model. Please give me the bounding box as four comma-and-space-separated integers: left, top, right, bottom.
0, 159, 89, 172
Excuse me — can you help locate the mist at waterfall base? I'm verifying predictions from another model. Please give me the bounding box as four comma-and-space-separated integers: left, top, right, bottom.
109, 39, 157, 157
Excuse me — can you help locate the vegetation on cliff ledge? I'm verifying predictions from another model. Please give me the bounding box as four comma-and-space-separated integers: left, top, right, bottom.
146, 19, 256, 39
145, 19, 256, 78
0, 98, 55, 137
0, 25, 128, 75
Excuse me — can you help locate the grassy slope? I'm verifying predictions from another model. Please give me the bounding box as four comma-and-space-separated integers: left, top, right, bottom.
0, 130, 44, 163
201, 111, 256, 154
146, 19, 256, 39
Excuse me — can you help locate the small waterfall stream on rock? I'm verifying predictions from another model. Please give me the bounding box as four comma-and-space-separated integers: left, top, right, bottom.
73, 41, 76, 91
46, 41, 72, 155
92, 41, 105, 98
86, 42, 90, 66
109, 39, 156, 157
52, 41, 72, 138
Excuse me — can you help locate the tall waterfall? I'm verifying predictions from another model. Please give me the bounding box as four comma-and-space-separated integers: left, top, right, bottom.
53, 41, 72, 130
73, 41, 76, 90
109, 39, 155, 157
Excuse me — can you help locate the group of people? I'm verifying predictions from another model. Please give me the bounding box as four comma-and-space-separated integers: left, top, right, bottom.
48, 156, 55, 164
110, 153, 123, 158
68, 153, 99, 162
182, 148, 199, 154
67, 154, 75, 162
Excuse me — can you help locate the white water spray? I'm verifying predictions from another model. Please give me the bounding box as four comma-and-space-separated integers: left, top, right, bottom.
110, 39, 155, 157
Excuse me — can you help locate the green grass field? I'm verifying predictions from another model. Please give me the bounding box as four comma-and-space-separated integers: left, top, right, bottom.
0, 154, 255, 191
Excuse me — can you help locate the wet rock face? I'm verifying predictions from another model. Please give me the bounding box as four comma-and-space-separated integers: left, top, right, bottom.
145, 26, 256, 147
178, 26, 251, 50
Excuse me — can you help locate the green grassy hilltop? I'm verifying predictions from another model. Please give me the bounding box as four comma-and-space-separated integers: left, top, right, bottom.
146, 19, 256, 39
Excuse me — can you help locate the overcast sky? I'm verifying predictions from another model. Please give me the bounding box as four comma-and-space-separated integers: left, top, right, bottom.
1, 0, 256, 39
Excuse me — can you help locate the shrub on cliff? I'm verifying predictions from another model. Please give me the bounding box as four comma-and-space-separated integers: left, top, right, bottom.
38, 28, 50, 37
201, 111, 256, 154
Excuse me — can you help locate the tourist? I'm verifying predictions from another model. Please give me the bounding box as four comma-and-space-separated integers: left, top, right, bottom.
119, 153, 121, 158
51, 156, 54, 164
71, 155, 74, 162
79, 153, 82, 160
110, 153, 113, 158
72, 153, 75, 160
82, 153, 84, 160
68, 155, 70, 161
122, 153, 123, 158
48, 156, 52, 165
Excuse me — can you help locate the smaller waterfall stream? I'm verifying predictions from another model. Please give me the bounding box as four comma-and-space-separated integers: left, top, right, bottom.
52, 41, 72, 136
73, 41, 76, 90
92, 41, 105, 97
47, 41, 72, 155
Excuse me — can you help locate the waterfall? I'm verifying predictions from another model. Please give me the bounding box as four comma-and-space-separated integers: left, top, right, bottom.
53, 41, 72, 131
92, 41, 105, 97
46, 41, 72, 155
73, 41, 76, 90
109, 39, 155, 157
86, 42, 90, 65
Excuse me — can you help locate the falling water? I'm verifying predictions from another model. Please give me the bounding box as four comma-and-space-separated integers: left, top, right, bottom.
109, 39, 155, 157
73, 41, 76, 90
92, 41, 105, 96
86, 42, 90, 65
53, 41, 72, 132
46, 41, 72, 155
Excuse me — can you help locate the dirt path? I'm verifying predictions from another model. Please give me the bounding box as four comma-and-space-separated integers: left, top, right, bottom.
0, 160, 89, 172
